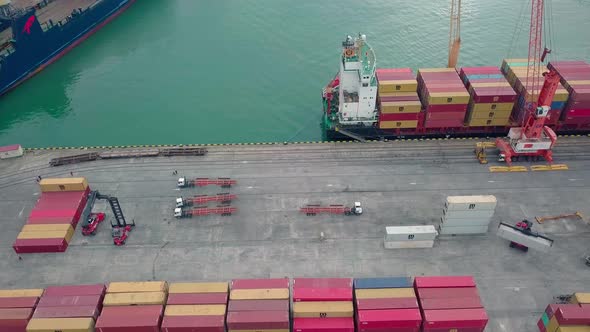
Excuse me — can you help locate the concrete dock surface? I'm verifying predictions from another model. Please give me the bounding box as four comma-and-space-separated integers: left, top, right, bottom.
1, 138, 590, 331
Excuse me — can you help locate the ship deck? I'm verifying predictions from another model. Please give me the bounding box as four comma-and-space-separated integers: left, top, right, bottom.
1, 138, 590, 331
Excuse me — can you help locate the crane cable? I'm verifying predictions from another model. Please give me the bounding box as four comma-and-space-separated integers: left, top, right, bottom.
506, 0, 531, 60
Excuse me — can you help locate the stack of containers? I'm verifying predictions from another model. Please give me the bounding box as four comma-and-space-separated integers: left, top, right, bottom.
501, 59, 569, 125
293, 278, 354, 332
162, 282, 228, 332
439, 195, 497, 235
376, 68, 422, 130
227, 279, 290, 332
13, 178, 90, 254
459, 66, 517, 127
96, 281, 168, 332
537, 303, 589, 332
548, 61, 590, 126
384, 225, 437, 249
0, 289, 42, 332
417, 68, 470, 128
543, 306, 590, 332
415, 276, 488, 332
571, 293, 590, 309
354, 277, 422, 332
30, 284, 105, 326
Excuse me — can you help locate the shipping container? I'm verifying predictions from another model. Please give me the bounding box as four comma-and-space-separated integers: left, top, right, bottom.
379, 93, 420, 103
292, 302, 353, 318
167, 293, 228, 305
39, 178, 88, 192
27, 317, 94, 332
554, 306, 590, 324
425, 104, 468, 113
0, 297, 39, 308
379, 113, 420, 121
21, 224, 74, 233
0, 290, 44, 298
226, 311, 289, 330
380, 101, 422, 114
230, 279, 289, 290
571, 293, 590, 305
420, 297, 483, 310
164, 305, 226, 316
414, 276, 476, 288
417, 288, 480, 300
168, 282, 228, 294
102, 292, 166, 306
423, 119, 464, 128
426, 112, 466, 121
384, 226, 437, 241
33, 306, 99, 320
0, 144, 23, 159
546, 304, 581, 318
356, 309, 422, 329
293, 318, 354, 332
378, 81, 418, 93
356, 298, 419, 310
471, 88, 517, 103
13, 238, 69, 254
43, 284, 105, 297
26, 215, 77, 225
384, 240, 435, 249
107, 281, 167, 294
228, 299, 289, 312
441, 216, 492, 227
422, 308, 488, 329
17, 228, 74, 242
468, 118, 511, 127
443, 209, 494, 220
99, 305, 163, 318
555, 327, 590, 332
95, 315, 161, 332
426, 93, 470, 105
438, 225, 489, 235
293, 288, 352, 302
161, 315, 225, 332
354, 277, 412, 289
419, 68, 458, 73
229, 289, 289, 300
355, 288, 415, 299
378, 120, 419, 129
468, 109, 512, 120
293, 279, 353, 289
0, 308, 33, 331
38, 295, 101, 308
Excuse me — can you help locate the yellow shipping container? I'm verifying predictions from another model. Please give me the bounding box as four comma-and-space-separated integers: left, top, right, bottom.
229, 288, 289, 300
427, 92, 470, 105
165, 304, 226, 316
107, 281, 168, 293
21, 224, 73, 233
0, 289, 44, 298
355, 288, 416, 299
17, 227, 74, 243
468, 109, 512, 120
468, 118, 510, 127
169, 282, 228, 294
293, 301, 353, 318
418, 68, 457, 73
26, 318, 94, 332
547, 316, 559, 332
379, 92, 419, 98
378, 120, 418, 129
470, 82, 512, 88
571, 292, 590, 304
378, 80, 417, 93
381, 101, 421, 114
39, 178, 88, 193
471, 103, 514, 112
103, 291, 166, 306
556, 327, 590, 332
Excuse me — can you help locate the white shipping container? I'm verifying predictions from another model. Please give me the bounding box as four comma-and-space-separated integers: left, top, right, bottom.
496, 223, 553, 252
443, 208, 494, 220
441, 217, 492, 227
439, 225, 489, 235
385, 225, 437, 241
445, 195, 497, 211
384, 240, 435, 249
0, 144, 23, 160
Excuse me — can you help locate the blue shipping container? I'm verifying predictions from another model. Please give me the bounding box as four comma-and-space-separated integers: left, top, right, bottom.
353, 277, 412, 289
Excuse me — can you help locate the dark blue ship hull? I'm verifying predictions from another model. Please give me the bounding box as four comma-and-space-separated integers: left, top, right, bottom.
0, 0, 135, 97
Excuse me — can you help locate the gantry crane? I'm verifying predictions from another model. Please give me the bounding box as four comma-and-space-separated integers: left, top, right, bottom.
447, 0, 461, 68
496, 0, 560, 165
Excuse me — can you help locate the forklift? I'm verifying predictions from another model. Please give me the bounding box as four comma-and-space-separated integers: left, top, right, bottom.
81, 191, 135, 246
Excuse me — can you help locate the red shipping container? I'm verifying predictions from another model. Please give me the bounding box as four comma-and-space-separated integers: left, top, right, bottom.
426, 112, 466, 121
420, 297, 483, 310
425, 104, 468, 113
379, 95, 420, 103
356, 298, 419, 310
228, 299, 289, 312
377, 68, 413, 74
424, 119, 464, 128
0, 297, 39, 308
537, 318, 546, 332
545, 304, 579, 318
33, 190, 88, 211
293, 318, 354, 332
581, 304, 590, 309
554, 306, 590, 325
230, 278, 289, 290
293, 278, 352, 289
100, 305, 163, 318
422, 308, 488, 330
29, 209, 77, 220
293, 288, 352, 302
226, 311, 289, 330
95, 315, 161, 332
417, 287, 479, 299
26, 216, 76, 225
33, 305, 99, 320
357, 309, 421, 330
563, 116, 590, 125
472, 88, 517, 103
161, 316, 225, 332
461, 66, 501, 74
572, 88, 590, 101
0, 308, 33, 332
43, 284, 106, 297
38, 295, 101, 308
414, 276, 476, 288
376, 72, 415, 81
419, 72, 460, 80
167, 293, 228, 305
379, 113, 420, 121
13, 238, 69, 254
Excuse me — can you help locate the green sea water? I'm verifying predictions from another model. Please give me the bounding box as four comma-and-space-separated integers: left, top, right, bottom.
0, 0, 589, 147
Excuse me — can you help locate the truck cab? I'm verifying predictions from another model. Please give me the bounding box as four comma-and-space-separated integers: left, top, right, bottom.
174, 208, 183, 218
352, 202, 363, 215
175, 198, 185, 208
177, 177, 187, 187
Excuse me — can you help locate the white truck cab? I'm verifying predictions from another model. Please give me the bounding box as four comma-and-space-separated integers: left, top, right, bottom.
175, 198, 184, 207
174, 208, 183, 218
353, 202, 363, 215
177, 177, 186, 187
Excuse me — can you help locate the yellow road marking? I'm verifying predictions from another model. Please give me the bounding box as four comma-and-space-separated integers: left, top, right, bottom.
531, 164, 569, 171
489, 166, 528, 172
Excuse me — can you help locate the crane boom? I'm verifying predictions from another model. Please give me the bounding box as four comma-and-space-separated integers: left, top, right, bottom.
447, 0, 461, 68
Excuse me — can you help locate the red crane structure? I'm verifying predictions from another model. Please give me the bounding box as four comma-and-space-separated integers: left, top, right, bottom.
496, 0, 561, 165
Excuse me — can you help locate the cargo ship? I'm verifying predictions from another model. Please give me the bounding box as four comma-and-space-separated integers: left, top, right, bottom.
0, 0, 135, 97
322, 34, 590, 141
